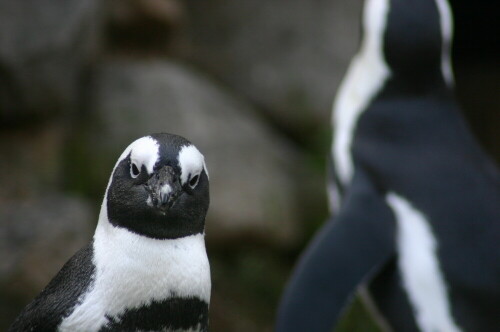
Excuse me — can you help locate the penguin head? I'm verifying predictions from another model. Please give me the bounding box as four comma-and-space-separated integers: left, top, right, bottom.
362, 0, 453, 87
104, 133, 209, 240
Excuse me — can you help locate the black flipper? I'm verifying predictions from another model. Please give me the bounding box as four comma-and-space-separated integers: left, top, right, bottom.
8, 242, 95, 332
367, 258, 420, 332
275, 172, 396, 332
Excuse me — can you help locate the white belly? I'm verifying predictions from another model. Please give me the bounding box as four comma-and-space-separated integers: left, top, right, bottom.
58, 222, 210, 332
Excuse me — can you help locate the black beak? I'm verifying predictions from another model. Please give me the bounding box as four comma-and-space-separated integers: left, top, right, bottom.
146, 165, 182, 211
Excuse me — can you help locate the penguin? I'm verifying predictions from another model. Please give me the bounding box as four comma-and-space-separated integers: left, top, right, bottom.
276, 0, 500, 331
9, 133, 211, 332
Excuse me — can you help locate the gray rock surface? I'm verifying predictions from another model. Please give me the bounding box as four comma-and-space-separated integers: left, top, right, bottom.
0, 0, 100, 121
0, 123, 68, 199
105, 0, 185, 55
80, 59, 311, 245
0, 194, 93, 329
182, 0, 362, 134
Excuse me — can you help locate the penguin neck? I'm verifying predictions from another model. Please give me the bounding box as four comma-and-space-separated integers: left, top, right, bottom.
93, 199, 211, 304
95, 195, 207, 254
93, 214, 208, 273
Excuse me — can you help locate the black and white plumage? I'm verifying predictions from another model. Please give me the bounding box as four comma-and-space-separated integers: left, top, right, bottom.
9, 133, 211, 332
276, 0, 500, 331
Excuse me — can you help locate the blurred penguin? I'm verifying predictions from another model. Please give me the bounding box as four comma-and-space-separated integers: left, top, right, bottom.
276, 0, 500, 331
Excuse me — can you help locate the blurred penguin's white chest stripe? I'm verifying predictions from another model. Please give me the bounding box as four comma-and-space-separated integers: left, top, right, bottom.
386, 193, 462, 332
331, 0, 390, 185
58, 222, 210, 332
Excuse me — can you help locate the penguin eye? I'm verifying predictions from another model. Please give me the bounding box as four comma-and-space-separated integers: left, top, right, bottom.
130, 162, 140, 178
188, 174, 200, 189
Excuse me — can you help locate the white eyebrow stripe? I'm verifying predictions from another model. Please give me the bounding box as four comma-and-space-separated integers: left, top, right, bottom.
131, 136, 160, 174
103, 136, 160, 216
115, 136, 159, 176
178, 145, 206, 185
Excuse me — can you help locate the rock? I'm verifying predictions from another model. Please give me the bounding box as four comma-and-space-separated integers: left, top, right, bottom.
0, 123, 67, 199
76, 59, 316, 246
181, 0, 362, 137
105, 0, 185, 55
0, 0, 101, 123
0, 194, 93, 330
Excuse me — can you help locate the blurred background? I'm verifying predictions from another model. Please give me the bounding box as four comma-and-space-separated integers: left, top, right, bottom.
0, 0, 498, 330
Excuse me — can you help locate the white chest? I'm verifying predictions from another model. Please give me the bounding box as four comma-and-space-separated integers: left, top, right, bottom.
58, 223, 210, 332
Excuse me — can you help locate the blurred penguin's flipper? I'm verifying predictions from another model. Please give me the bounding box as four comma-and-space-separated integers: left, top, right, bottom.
275, 172, 396, 332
